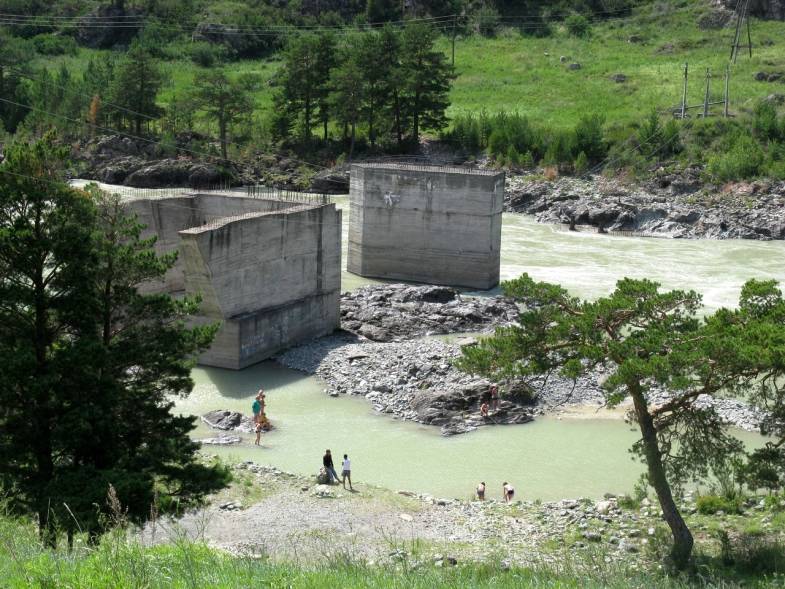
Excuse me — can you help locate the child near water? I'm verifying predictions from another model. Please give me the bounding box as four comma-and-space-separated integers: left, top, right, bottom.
254, 421, 263, 445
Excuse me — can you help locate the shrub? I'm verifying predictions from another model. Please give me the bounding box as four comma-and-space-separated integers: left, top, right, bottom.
565, 14, 591, 38
473, 4, 501, 37
188, 41, 229, 67
730, 534, 785, 574
574, 113, 607, 162
752, 101, 781, 142
31, 34, 78, 55
706, 133, 765, 182
506, 145, 520, 167
696, 494, 742, 515
574, 150, 589, 173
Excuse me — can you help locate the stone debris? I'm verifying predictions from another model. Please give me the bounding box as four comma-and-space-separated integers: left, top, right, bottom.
506, 172, 785, 240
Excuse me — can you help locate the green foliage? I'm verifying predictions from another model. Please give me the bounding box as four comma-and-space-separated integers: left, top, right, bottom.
706, 132, 765, 182
187, 41, 229, 68
744, 446, 785, 494
31, 33, 78, 56
108, 39, 164, 134
456, 273, 785, 568
444, 111, 608, 171
0, 137, 228, 545
191, 69, 255, 160
574, 150, 588, 173
366, 0, 399, 23
696, 494, 742, 515
472, 4, 501, 37
565, 14, 591, 38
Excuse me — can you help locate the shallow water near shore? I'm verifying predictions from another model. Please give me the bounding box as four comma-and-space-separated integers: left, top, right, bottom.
81, 184, 784, 499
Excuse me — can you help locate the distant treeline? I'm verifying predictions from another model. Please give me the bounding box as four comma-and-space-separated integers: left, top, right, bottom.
0, 0, 640, 58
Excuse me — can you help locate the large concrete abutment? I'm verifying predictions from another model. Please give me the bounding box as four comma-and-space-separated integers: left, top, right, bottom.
126, 193, 341, 369
347, 164, 505, 290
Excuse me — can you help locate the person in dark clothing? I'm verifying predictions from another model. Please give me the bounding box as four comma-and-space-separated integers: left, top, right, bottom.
323, 449, 339, 484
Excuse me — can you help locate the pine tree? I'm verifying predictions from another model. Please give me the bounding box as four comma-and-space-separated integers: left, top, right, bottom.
399, 22, 455, 144
0, 136, 228, 546
109, 40, 163, 135
329, 42, 365, 158
191, 69, 254, 161
457, 274, 785, 569
275, 33, 335, 142
356, 28, 398, 147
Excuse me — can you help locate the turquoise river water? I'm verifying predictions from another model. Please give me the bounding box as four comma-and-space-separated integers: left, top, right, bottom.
163, 195, 782, 501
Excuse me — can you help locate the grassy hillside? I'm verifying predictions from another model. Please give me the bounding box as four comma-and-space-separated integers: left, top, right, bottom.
440, 5, 785, 127
32, 2, 785, 132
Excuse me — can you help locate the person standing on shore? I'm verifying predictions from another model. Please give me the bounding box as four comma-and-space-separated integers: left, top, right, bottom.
476, 482, 486, 501
323, 449, 339, 484
252, 393, 262, 424
341, 454, 353, 491
502, 482, 515, 503
490, 384, 499, 412
254, 421, 263, 445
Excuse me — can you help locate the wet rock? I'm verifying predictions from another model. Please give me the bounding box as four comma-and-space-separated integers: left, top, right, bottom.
198, 434, 242, 445
202, 410, 257, 434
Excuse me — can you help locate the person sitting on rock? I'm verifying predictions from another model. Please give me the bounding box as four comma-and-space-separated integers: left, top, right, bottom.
480, 402, 489, 417
323, 449, 339, 484
503, 482, 515, 503
476, 482, 486, 501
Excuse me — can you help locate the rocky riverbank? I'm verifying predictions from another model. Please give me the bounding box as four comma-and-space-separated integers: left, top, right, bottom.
278, 284, 767, 435
506, 172, 785, 240
142, 457, 784, 568
339, 283, 519, 342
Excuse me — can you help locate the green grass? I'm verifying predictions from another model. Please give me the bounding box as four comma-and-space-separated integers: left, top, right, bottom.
3, 514, 785, 589
440, 4, 785, 128
33, 2, 785, 135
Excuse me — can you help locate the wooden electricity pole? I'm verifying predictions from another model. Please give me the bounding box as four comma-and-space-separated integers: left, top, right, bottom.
730, 0, 753, 63
451, 14, 457, 67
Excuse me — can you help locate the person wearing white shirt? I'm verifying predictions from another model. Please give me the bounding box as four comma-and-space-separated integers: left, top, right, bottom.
341, 454, 353, 491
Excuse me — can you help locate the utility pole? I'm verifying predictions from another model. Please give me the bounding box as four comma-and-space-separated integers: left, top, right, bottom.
703, 68, 711, 118
730, 0, 753, 63
680, 62, 688, 119
451, 14, 457, 67
724, 65, 730, 118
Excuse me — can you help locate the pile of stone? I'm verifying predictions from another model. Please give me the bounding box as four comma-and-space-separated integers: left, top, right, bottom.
340, 283, 519, 342
505, 173, 785, 240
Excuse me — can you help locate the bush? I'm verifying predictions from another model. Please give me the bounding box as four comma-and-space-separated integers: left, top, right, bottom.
696, 494, 742, 515
706, 133, 765, 182
565, 14, 591, 37
574, 151, 589, 173
188, 41, 229, 67
752, 101, 781, 142
32, 34, 78, 55
473, 4, 501, 37
729, 533, 785, 574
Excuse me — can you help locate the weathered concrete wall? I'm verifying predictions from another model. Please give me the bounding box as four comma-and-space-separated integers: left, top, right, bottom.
347, 164, 504, 290
126, 195, 294, 293
180, 205, 342, 369
125, 193, 341, 369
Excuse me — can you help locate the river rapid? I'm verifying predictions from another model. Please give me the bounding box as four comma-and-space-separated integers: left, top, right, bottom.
80, 184, 784, 500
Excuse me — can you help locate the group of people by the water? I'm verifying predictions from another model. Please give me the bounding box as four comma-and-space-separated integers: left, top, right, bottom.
251, 389, 267, 445
476, 481, 515, 502
480, 384, 500, 417
323, 449, 353, 490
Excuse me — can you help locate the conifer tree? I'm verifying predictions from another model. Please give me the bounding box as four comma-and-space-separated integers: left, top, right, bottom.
0, 136, 228, 546
457, 274, 785, 569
